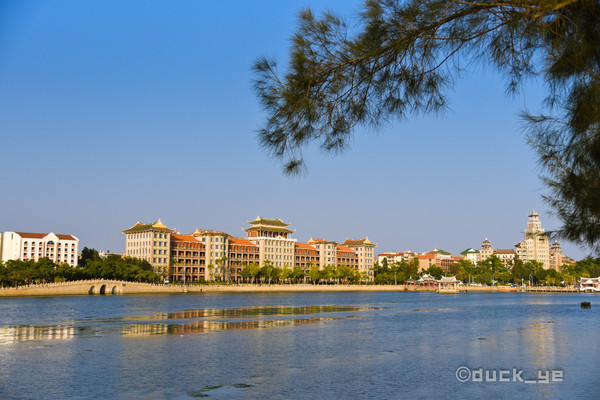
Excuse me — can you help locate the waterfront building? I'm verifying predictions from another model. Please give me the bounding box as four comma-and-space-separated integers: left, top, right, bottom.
515, 209, 550, 268
549, 241, 564, 271
227, 237, 259, 281
307, 238, 338, 268
123, 216, 377, 281
426, 248, 460, 273
436, 276, 461, 293
377, 251, 417, 265
1, 231, 79, 266
417, 273, 436, 287
579, 277, 600, 292
479, 238, 495, 261
412, 249, 462, 273
192, 229, 230, 280
341, 238, 376, 280
494, 249, 516, 267
336, 245, 358, 269
170, 233, 205, 283
122, 219, 173, 275
294, 242, 320, 270
416, 253, 436, 272
243, 217, 297, 269
460, 248, 479, 266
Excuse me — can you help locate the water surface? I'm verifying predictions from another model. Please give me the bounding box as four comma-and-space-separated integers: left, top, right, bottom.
0, 291, 598, 399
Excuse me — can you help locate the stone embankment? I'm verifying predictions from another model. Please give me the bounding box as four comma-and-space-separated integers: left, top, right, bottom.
0, 281, 579, 297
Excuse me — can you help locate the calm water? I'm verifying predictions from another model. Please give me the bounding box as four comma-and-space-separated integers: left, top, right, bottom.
0, 291, 599, 399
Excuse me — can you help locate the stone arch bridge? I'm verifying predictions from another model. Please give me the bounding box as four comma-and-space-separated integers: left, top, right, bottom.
0, 280, 190, 297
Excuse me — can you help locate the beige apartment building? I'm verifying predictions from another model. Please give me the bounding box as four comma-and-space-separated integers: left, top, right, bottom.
191, 229, 230, 279
122, 219, 173, 275
341, 238, 376, 280
123, 216, 377, 281
243, 217, 297, 269
307, 238, 338, 267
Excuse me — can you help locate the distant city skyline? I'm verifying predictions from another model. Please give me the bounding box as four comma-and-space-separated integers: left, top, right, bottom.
0, 0, 591, 261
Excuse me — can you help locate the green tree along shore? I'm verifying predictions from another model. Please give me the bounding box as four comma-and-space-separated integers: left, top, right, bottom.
373, 256, 600, 287
3, 247, 600, 288
0, 248, 161, 287
238, 261, 369, 285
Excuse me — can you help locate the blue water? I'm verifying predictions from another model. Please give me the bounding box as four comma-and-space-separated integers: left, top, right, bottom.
0, 291, 598, 399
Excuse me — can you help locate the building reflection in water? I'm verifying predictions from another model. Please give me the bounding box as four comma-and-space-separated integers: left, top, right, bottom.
0, 325, 75, 344
143, 305, 378, 321
122, 317, 338, 336
525, 318, 558, 368
0, 305, 376, 341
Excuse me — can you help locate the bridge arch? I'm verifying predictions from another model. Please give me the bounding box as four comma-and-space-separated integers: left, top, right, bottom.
88, 286, 95, 295
99, 284, 107, 295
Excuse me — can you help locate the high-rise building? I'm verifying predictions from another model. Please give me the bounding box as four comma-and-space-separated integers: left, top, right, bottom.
515, 209, 550, 268
122, 219, 173, 275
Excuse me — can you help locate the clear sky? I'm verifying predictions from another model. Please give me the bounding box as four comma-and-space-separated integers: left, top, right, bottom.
0, 0, 590, 260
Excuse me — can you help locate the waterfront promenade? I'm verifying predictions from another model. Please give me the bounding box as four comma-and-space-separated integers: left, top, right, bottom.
0, 280, 581, 297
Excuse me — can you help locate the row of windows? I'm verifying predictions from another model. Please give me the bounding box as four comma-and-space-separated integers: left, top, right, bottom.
264, 240, 293, 246
129, 232, 169, 239
24, 242, 75, 247
265, 254, 293, 261
265, 247, 293, 253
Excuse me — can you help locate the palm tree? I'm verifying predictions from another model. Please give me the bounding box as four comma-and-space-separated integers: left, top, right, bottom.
216, 256, 229, 283
207, 264, 215, 282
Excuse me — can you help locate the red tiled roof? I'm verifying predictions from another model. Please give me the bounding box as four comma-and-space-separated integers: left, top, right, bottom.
16, 232, 77, 241
495, 249, 515, 255
171, 233, 202, 243
337, 245, 354, 252
342, 237, 375, 246
229, 237, 257, 246
295, 243, 317, 250
417, 254, 435, 259
16, 232, 46, 239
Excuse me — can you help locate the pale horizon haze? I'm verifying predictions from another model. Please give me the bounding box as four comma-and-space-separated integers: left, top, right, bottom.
0, 1, 592, 261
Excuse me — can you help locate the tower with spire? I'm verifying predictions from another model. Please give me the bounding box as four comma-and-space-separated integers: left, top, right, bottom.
515, 209, 550, 268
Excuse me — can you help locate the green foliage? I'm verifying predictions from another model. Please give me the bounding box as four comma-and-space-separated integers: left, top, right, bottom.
253, 0, 600, 252
426, 266, 443, 280
308, 265, 321, 283
0, 252, 160, 287
241, 262, 260, 283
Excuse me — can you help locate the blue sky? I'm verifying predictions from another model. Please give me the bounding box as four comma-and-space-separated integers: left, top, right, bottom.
0, 0, 589, 260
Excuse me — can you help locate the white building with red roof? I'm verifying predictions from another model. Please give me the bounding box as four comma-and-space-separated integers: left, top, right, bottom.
1, 231, 79, 266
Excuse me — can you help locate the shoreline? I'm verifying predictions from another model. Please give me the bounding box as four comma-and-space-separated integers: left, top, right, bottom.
0, 280, 580, 297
